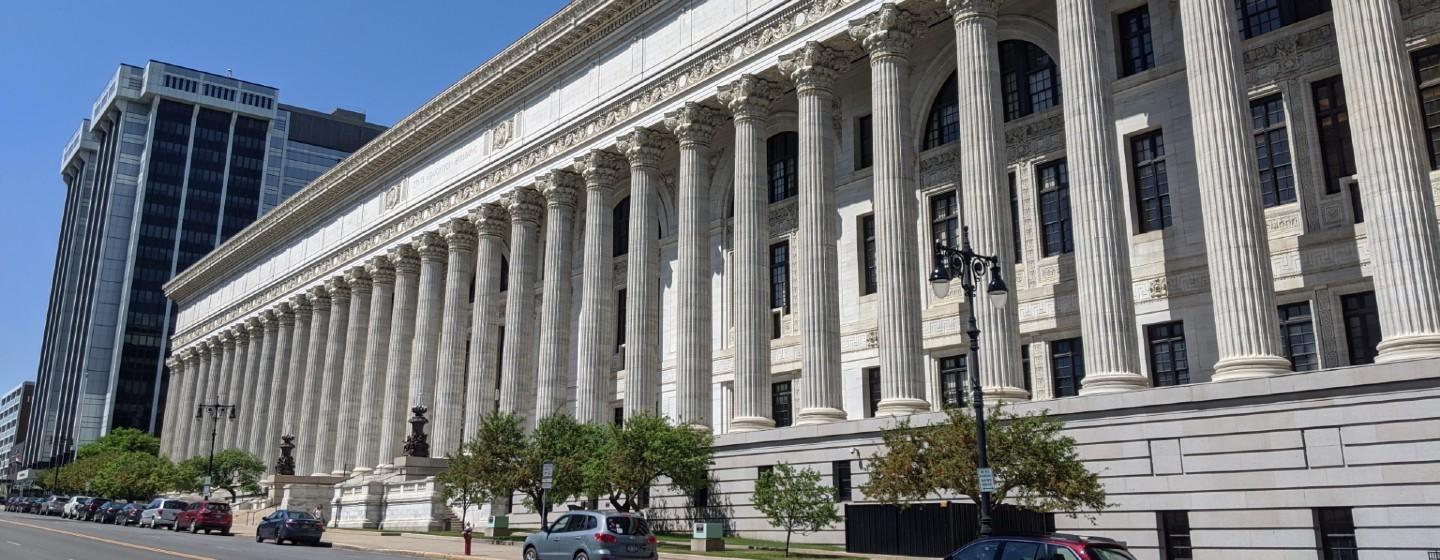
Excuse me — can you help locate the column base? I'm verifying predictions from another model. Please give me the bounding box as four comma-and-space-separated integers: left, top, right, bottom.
876, 398, 930, 416
729, 416, 776, 432
1078, 372, 1150, 395
982, 386, 1030, 403
329, 470, 347, 477
1377, 333, 1440, 363
351, 466, 373, 475
309, 471, 332, 477
1212, 355, 1292, 382
795, 407, 848, 425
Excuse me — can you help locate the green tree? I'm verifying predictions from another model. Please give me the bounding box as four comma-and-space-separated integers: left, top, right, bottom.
90, 452, 174, 500
437, 445, 490, 528
863, 407, 1107, 515
582, 414, 712, 512
516, 414, 605, 513
447, 412, 529, 513
175, 449, 265, 500
753, 463, 842, 557
75, 427, 160, 459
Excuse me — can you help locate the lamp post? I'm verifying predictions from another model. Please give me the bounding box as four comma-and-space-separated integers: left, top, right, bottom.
195, 400, 237, 499
929, 225, 1009, 538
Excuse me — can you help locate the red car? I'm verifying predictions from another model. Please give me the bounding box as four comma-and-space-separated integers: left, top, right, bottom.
947, 534, 1136, 560
172, 500, 233, 535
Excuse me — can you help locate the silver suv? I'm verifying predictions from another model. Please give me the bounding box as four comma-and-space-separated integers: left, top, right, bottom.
523, 511, 656, 560
139, 498, 188, 529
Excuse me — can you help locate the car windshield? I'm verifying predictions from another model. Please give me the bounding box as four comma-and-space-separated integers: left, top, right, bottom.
205, 503, 231, 513
287, 511, 317, 520
163, 500, 187, 509
1088, 548, 1137, 560
604, 516, 650, 536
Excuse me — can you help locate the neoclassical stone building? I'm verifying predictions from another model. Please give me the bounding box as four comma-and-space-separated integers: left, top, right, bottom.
163, 0, 1440, 556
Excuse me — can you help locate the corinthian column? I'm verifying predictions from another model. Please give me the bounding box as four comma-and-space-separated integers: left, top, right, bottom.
618, 128, 671, 419
353, 258, 395, 474
1056, 0, 1146, 393
1333, 0, 1440, 361
166, 350, 195, 459
664, 103, 721, 428
433, 219, 477, 456
378, 244, 421, 469
236, 319, 263, 453
263, 304, 295, 469
160, 355, 182, 458
246, 311, 278, 457
465, 203, 510, 439
213, 332, 236, 449
185, 344, 214, 459
719, 74, 781, 431
780, 42, 850, 423
1178, 0, 1292, 380
849, 5, 929, 414
573, 150, 626, 424
333, 267, 372, 475
409, 232, 449, 414
296, 288, 331, 471
500, 186, 546, 424
311, 278, 351, 475
283, 294, 314, 439
222, 328, 250, 450
534, 171, 583, 421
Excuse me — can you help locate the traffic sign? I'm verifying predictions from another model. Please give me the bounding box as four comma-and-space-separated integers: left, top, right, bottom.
541, 461, 554, 490
977, 468, 995, 493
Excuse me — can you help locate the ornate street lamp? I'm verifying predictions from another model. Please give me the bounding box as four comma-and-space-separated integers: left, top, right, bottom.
195, 399, 237, 499
929, 225, 1009, 538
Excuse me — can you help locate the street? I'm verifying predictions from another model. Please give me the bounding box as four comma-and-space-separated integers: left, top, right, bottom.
0, 510, 417, 560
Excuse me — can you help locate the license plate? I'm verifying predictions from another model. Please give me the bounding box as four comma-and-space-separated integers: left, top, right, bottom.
626, 545, 639, 553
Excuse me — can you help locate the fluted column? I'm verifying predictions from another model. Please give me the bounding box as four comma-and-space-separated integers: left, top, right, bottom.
213, 333, 237, 449
353, 258, 395, 474
378, 244, 421, 469
1178, 0, 1292, 380
225, 328, 252, 450
499, 186, 546, 425
162, 351, 190, 459
170, 350, 197, 458
184, 344, 214, 459
664, 103, 721, 428
465, 204, 510, 439
534, 171, 583, 421
720, 74, 781, 431
849, 6, 929, 414
432, 219, 477, 455
1333, 0, 1440, 361
407, 232, 449, 418
311, 278, 351, 475
192, 339, 223, 457
573, 150, 626, 424
296, 289, 330, 471
246, 312, 278, 457
236, 319, 263, 453
780, 42, 851, 423
1056, 0, 1146, 393
618, 128, 671, 419
333, 267, 372, 475
263, 305, 295, 468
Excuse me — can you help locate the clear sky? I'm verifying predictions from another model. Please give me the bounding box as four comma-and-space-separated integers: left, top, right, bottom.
0, 0, 569, 393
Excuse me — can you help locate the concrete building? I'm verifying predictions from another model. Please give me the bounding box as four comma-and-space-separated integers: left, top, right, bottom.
163, 1, 1440, 557
0, 382, 34, 494
24, 60, 384, 471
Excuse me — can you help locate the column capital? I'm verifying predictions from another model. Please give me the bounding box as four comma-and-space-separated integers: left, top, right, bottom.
778, 42, 851, 94
942, 0, 998, 22
441, 217, 479, 252
291, 293, 314, 317
506, 185, 547, 224
245, 316, 263, 334
325, 276, 352, 302
412, 231, 449, 262
345, 266, 373, 293
220, 330, 238, 347
617, 126, 672, 169
538, 170, 583, 209
166, 355, 183, 370
718, 74, 781, 122
471, 202, 512, 238
573, 149, 626, 189
664, 103, 722, 148
366, 256, 397, 285
388, 243, 422, 274
275, 302, 296, 325
848, 4, 923, 60
177, 347, 196, 362
306, 286, 331, 313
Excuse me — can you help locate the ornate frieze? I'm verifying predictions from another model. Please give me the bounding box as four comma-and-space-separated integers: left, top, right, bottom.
1242, 23, 1336, 86
769, 202, 799, 236
1003, 113, 1065, 163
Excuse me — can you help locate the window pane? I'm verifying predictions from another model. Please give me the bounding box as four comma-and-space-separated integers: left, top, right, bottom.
1279, 302, 1318, 372
923, 73, 960, 150
1037, 159, 1072, 256
1000, 41, 1061, 121
1312, 76, 1356, 196
771, 381, 792, 427
1341, 291, 1380, 365
1118, 5, 1154, 77
1051, 338, 1085, 397
1132, 131, 1171, 232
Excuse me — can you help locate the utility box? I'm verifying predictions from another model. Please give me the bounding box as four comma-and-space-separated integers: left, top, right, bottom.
485, 514, 512, 537
692, 522, 725, 551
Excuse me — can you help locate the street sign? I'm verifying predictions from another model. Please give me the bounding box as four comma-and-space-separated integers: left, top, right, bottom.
541, 461, 554, 490
977, 468, 995, 493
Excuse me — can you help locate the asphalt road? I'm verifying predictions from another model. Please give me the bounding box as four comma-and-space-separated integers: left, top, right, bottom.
0, 510, 415, 560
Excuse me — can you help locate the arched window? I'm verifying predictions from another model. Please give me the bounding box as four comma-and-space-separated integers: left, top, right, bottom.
613, 196, 630, 257
766, 132, 798, 203
923, 72, 959, 150
999, 40, 1061, 121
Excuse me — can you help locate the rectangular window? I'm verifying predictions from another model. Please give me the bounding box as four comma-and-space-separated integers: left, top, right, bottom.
860, 214, 877, 296
1132, 131, 1172, 232
855, 115, 874, 170
1117, 5, 1155, 77
1279, 302, 1319, 372
771, 381, 793, 428
615, 289, 627, 352
1157, 511, 1193, 560
770, 241, 790, 314
1021, 344, 1032, 395
767, 132, 799, 203
1412, 45, 1440, 169
1238, 0, 1332, 39
1341, 291, 1381, 366
1251, 94, 1296, 207
1312, 76, 1356, 195
1315, 507, 1357, 560
1037, 159, 1073, 256
938, 355, 966, 409
931, 191, 959, 270
1147, 321, 1190, 387
613, 406, 624, 427
864, 367, 881, 418
1051, 337, 1085, 398
833, 461, 852, 502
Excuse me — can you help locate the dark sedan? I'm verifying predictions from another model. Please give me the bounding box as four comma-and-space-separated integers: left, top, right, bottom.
117, 502, 144, 525
256, 509, 325, 545
94, 500, 128, 524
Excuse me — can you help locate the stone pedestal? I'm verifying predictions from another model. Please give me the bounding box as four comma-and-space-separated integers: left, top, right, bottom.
380, 476, 449, 532
332, 480, 385, 529
262, 474, 345, 516
390, 455, 448, 478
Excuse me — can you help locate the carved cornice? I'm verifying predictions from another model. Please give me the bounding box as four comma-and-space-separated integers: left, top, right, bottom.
441, 217, 479, 252
617, 127, 672, 168
538, 170, 583, 209
778, 41, 850, 93
663, 103, 722, 148
473, 202, 512, 238
507, 185, 548, 224
718, 74, 782, 122
848, 3, 924, 60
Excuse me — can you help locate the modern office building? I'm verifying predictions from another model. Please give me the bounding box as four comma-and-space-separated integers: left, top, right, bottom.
23, 60, 384, 471
163, 0, 1440, 556
0, 382, 34, 494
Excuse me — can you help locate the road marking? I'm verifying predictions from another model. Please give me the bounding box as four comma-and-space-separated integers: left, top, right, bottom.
0, 518, 215, 560
5, 540, 20, 546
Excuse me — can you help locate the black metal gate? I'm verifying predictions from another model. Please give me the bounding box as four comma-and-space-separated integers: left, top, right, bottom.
844, 502, 1055, 557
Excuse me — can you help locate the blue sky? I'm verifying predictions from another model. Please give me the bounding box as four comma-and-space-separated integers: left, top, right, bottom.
0, 0, 568, 392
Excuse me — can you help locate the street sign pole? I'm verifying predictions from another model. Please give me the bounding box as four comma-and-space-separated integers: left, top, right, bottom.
540, 461, 555, 530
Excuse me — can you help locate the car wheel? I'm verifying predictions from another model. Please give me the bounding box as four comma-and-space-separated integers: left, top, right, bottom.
576, 550, 591, 560
190, 520, 199, 533
256, 531, 264, 543
525, 546, 540, 560
274, 536, 286, 545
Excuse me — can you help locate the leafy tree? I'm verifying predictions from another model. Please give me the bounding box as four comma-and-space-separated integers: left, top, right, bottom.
90, 452, 174, 500
863, 407, 1107, 515
516, 414, 605, 513
175, 449, 265, 501
582, 413, 712, 512
75, 427, 160, 459
37, 454, 110, 494
753, 463, 842, 557
438, 444, 490, 527
445, 412, 528, 515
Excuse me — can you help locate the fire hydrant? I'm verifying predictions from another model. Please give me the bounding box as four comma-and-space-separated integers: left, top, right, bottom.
463, 525, 474, 556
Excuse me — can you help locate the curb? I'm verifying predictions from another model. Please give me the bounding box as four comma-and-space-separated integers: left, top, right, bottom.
330, 540, 510, 560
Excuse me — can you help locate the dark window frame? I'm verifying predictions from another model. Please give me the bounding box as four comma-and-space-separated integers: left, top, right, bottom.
855, 114, 874, 169
771, 380, 793, 428
1131, 130, 1172, 233
1279, 301, 1319, 372
1341, 291, 1381, 366
864, 367, 881, 418
923, 72, 960, 150
770, 241, 791, 314
1051, 337, 1085, 398
1412, 45, 1440, 170
1037, 159, 1073, 256
860, 214, 877, 296
1312, 76, 1356, 196
767, 132, 799, 203
1237, 0, 1333, 39
1314, 507, 1357, 560
999, 40, 1062, 122
1147, 321, 1191, 387
1251, 94, 1297, 207
833, 461, 852, 502
930, 191, 960, 271
1117, 5, 1155, 77
1157, 511, 1193, 560
938, 355, 967, 409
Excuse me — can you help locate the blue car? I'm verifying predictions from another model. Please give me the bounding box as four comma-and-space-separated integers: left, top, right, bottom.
255, 509, 325, 546
523, 511, 656, 560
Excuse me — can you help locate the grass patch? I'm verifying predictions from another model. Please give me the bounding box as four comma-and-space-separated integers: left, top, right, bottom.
656, 541, 857, 560
654, 534, 850, 555
332, 526, 529, 541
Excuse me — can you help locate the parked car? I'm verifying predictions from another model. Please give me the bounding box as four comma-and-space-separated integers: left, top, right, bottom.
522, 511, 656, 560
44, 496, 70, 516
255, 509, 325, 545
30, 497, 49, 514
140, 498, 188, 529
95, 500, 127, 524
945, 534, 1137, 560
173, 500, 232, 535
118, 503, 144, 526
61, 496, 92, 519
79, 497, 109, 521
